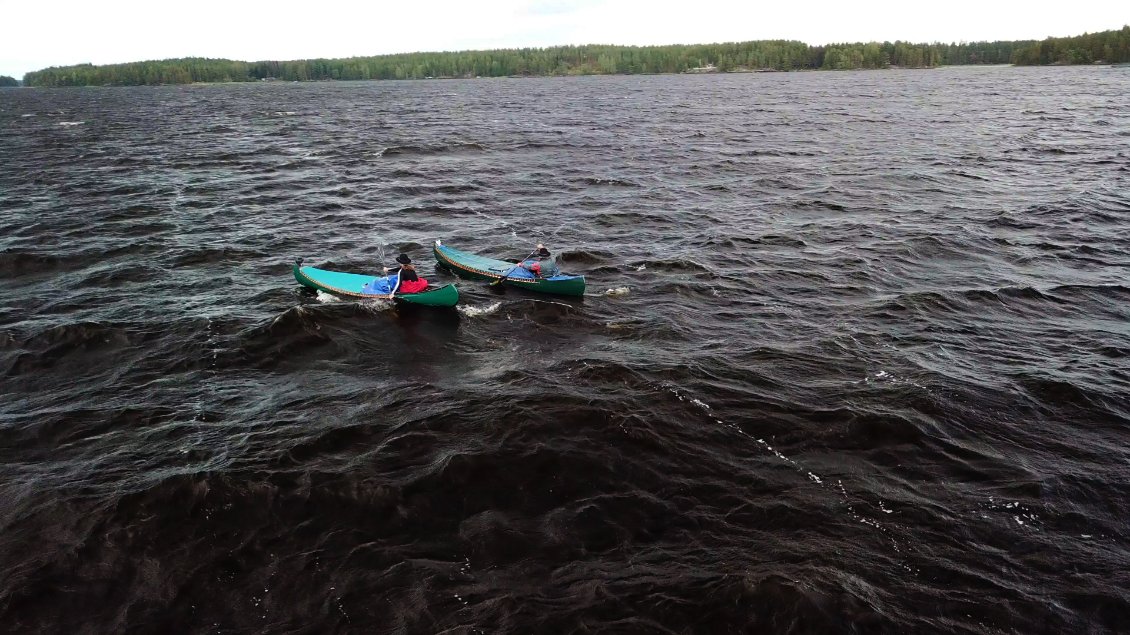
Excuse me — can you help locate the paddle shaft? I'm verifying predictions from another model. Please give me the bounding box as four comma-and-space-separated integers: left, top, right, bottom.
385, 264, 405, 299
491, 250, 539, 286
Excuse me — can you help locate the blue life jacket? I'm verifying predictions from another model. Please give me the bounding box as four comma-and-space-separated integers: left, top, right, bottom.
521, 256, 559, 277
361, 274, 398, 295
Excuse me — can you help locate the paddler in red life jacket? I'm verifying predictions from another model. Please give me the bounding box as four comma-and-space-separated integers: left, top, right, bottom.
381, 253, 428, 297
520, 244, 559, 278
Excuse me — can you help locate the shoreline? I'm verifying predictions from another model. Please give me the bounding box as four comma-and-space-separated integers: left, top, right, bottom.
32, 63, 1123, 88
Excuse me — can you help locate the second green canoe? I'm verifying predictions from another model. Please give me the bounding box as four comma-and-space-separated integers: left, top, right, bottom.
432, 240, 586, 296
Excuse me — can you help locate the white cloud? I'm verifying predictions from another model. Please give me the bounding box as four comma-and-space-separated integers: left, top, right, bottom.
1, 0, 1126, 78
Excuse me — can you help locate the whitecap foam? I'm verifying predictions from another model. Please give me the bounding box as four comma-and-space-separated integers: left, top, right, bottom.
315, 290, 342, 303
360, 298, 396, 312
663, 383, 913, 568
981, 497, 1041, 529
604, 286, 630, 296
862, 369, 927, 390
458, 301, 501, 318
58, 121, 85, 127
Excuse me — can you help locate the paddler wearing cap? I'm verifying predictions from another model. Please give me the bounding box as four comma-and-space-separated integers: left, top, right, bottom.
518, 244, 560, 278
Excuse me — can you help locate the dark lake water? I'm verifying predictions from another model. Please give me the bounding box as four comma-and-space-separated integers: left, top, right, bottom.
1, 67, 1129, 633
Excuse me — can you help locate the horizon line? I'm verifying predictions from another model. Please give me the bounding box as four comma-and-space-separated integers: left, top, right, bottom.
10, 24, 1128, 77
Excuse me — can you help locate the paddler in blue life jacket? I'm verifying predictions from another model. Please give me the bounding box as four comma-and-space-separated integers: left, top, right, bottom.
520, 244, 559, 278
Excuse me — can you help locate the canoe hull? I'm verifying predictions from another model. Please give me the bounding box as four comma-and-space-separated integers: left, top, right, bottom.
293, 264, 459, 307
432, 242, 586, 296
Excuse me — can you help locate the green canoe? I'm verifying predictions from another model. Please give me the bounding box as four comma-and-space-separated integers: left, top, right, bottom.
433, 240, 586, 296
293, 261, 459, 307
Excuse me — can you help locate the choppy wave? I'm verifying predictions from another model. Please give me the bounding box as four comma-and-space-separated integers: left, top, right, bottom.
458, 301, 502, 318
377, 142, 488, 157
1, 68, 1129, 633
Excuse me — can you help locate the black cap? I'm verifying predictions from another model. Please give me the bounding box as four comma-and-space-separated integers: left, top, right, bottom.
537, 247, 551, 257
396, 254, 412, 265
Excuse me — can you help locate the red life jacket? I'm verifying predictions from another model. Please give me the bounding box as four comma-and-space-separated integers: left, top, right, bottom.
398, 277, 428, 294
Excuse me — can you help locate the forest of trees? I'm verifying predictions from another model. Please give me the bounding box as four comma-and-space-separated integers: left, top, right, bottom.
0, 76, 19, 87
20, 27, 1130, 87
1011, 26, 1130, 65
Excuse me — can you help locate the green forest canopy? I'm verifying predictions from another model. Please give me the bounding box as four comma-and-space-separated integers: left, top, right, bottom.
21, 26, 1130, 87
0, 76, 20, 87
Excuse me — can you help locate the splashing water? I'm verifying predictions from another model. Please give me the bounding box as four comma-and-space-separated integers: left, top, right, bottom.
458, 301, 502, 318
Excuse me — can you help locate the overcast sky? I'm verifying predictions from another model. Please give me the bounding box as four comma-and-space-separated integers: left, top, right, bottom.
1, 0, 1127, 78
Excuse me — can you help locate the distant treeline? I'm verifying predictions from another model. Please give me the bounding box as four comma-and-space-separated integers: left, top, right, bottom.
1011, 26, 1130, 65
21, 26, 1130, 87
0, 75, 19, 87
